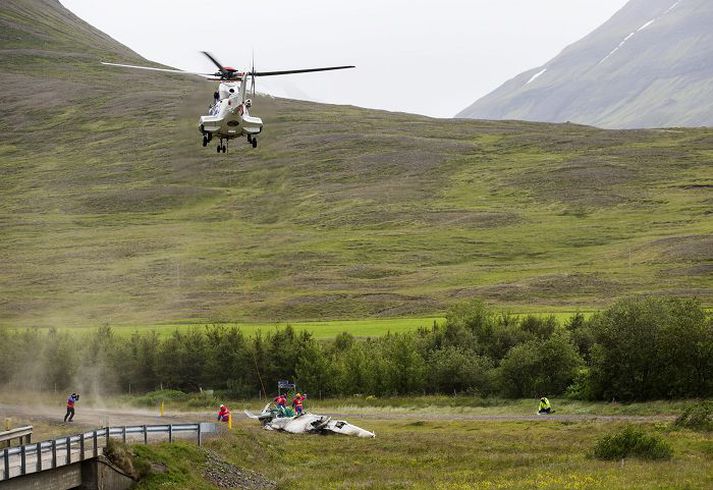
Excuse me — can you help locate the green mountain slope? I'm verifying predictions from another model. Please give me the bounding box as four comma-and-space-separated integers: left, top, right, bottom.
1, 0, 712, 327
458, 0, 713, 129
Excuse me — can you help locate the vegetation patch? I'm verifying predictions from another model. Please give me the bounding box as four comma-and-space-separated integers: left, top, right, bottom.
592, 426, 673, 461
673, 401, 713, 432
104, 438, 151, 480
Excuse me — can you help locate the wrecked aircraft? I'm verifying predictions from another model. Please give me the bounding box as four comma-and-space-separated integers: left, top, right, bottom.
245, 404, 375, 438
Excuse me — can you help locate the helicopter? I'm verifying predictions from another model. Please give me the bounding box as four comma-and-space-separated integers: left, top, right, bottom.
102, 52, 354, 153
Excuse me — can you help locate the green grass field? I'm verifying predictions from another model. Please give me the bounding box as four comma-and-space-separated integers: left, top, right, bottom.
16, 310, 600, 339
5, 394, 710, 488
201, 419, 711, 489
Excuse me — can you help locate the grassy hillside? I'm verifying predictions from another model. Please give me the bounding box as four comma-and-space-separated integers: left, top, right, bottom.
1, 0, 712, 328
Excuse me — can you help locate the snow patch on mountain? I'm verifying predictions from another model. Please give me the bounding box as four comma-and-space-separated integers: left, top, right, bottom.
526, 68, 547, 85
598, 0, 684, 65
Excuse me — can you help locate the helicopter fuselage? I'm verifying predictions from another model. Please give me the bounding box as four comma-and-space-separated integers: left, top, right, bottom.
199, 81, 263, 152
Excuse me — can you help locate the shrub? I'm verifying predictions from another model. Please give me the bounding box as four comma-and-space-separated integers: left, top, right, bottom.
592, 426, 673, 461
104, 439, 146, 479
673, 402, 713, 432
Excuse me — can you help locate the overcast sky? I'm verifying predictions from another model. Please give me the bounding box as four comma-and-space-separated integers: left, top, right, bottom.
60, 0, 629, 118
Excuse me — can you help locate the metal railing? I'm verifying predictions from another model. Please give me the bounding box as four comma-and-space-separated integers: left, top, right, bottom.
1, 423, 212, 481
0, 426, 33, 448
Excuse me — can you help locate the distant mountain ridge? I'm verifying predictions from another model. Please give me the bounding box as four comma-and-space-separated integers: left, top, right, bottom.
457, 0, 713, 129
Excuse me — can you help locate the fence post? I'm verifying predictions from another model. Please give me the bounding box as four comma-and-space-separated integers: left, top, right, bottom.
3, 448, 9, 481
105, 427, 110, 451
51, 440, 57, 469
79, 433, 85, 461
66, 437, 71, 465
122, 426, 127, 444
197, 424, 202, 447
20, 445, 26, 475
168, 424, 173, 443
93, 431, 98, 458
36, 442, 42, 472
143, 426, 148, 445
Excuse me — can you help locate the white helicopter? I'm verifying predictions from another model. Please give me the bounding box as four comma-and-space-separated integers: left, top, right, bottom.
102, 52, 354, 153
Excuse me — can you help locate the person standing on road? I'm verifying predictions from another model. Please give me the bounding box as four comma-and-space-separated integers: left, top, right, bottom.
64, 393, 79, 422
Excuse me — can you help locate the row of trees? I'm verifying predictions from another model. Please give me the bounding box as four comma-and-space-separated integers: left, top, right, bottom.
1, 296, 711, 401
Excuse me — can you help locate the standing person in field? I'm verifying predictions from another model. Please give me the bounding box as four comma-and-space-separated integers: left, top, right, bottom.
538, 396, 553, 414
273, 393, 287, 416
292, 392, 306, 416
64, 393, 79, 422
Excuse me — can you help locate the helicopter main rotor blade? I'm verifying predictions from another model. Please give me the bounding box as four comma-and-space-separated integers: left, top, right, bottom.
253, 65, 355, 77
201, 51, 226, 72
101, 62, 213, 78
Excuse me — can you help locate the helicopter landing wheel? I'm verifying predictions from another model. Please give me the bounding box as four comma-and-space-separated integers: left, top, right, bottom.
247, 134, 253, 144
222, 145, 227, 153
202, 135, 208, 147
216, 144, 221, 153
251, 138, 258, 148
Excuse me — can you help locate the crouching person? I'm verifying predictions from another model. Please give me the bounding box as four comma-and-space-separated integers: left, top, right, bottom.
217, 404, 231, 422
538, 396, 553, 414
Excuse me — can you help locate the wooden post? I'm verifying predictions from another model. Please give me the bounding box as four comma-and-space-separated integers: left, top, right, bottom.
66, 437, 71, 465
79, 433, 85, 461
36, 442, 42, 472
51, 440, 57, 469
105, 427, 110, 451
168, 425, 173, 443
197, 424, 202, 447
93, 431, 98, 458
122, 426, 127, 444
143, 425, 148, 445
160, 401, 165, 417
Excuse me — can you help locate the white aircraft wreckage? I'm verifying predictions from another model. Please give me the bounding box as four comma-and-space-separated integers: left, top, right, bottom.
245, 404, 375, 438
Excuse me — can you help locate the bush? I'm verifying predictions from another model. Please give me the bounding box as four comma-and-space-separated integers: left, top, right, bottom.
673, 402, 713, 432
497, 331, 582, 398
104, 439, 150, 479
593, 426, 673, 460
588, 296, 713, 401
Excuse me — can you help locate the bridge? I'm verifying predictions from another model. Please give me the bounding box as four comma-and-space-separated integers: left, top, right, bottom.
0, 423, 215, 489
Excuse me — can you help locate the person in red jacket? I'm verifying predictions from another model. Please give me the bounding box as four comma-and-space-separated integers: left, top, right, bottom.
292, 393, 306, 416
217, 404, 231, 422
273, 394, 287, 416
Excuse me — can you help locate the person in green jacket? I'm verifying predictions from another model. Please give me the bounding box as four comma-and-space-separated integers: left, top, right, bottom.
538, 396, 553, 414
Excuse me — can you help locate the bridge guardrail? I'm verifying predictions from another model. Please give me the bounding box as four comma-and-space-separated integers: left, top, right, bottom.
1, 423, 214, 481
0, 426, 33, 447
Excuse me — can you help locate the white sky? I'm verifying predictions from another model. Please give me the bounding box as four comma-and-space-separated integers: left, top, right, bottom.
60, 0, 629, 118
